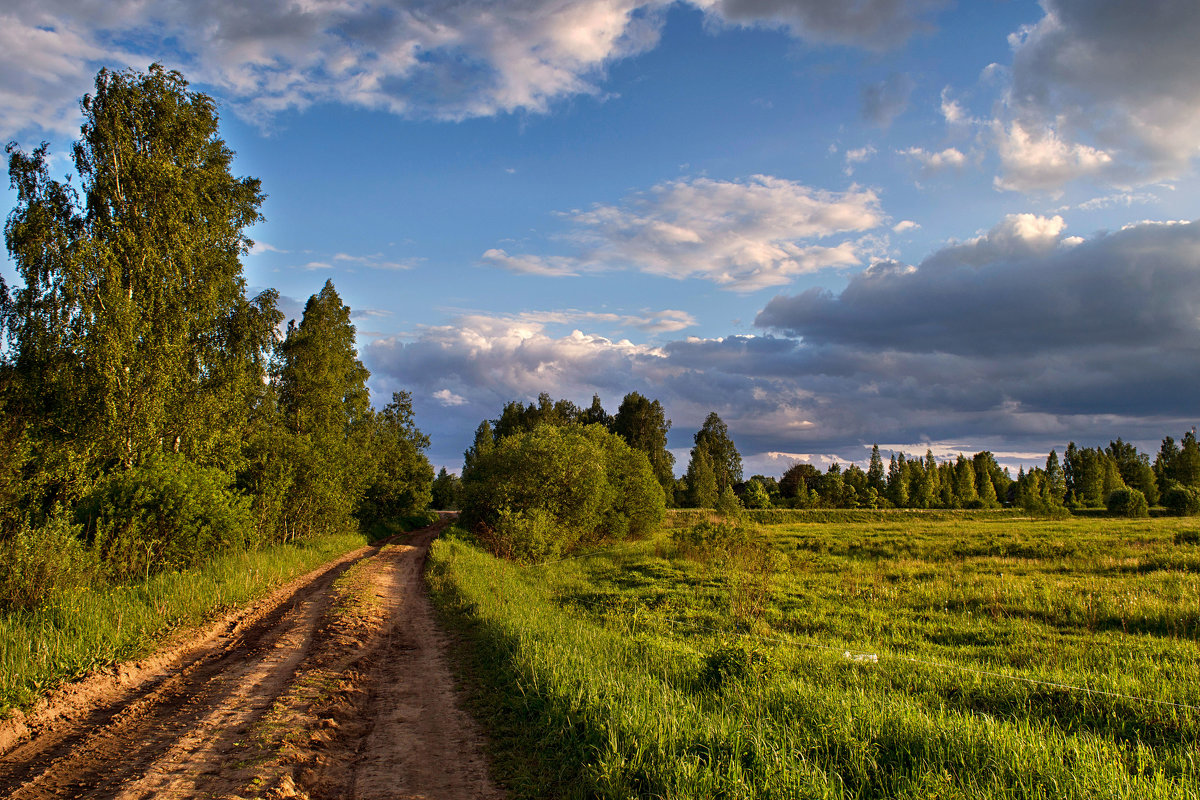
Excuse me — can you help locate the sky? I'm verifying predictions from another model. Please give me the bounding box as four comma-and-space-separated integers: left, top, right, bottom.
2, 0, 1199, 477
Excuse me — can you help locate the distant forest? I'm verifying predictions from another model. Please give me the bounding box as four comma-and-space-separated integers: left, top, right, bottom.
435, 391, 1200, 520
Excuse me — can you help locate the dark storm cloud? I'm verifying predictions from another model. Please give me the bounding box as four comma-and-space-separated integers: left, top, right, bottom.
755, 216, 1200, 357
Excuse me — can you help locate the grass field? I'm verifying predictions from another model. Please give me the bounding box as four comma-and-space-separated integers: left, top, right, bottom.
0, 532, 367, 716
428, 513, 1200, 799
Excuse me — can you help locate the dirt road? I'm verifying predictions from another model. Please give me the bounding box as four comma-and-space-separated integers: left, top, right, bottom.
0, 522, 501, 800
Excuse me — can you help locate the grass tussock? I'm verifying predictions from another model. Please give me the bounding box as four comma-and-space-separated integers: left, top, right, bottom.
428, 514, 1200, 799
0, 532, 365, 716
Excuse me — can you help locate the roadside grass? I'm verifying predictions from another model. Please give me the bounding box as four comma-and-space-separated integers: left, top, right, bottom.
428, 514, 1200, 799
0, 531, 366, 716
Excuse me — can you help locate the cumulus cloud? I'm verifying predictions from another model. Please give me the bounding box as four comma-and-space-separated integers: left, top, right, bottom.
433, 389, 468, 407
0, 0, 952, 138
992, 121, 1113, 193
485, 175, 884, 291
988, 0, 1200, 190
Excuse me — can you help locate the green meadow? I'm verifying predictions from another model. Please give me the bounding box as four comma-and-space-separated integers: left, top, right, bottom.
428, 512, 1200, 799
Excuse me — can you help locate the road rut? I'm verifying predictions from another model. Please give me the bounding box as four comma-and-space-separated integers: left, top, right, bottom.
0, 521, 500, 800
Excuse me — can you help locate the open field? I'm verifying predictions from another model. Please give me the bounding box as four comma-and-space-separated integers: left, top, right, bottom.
429, 512, 1200, 799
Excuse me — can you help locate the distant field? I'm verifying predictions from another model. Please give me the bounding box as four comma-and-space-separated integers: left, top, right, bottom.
428, 513, 1200, 799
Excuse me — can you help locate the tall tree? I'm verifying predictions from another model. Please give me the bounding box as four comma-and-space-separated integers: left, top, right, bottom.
612, 392, 675, 494
692, 412, 742, 493
5, 64, 269, 476
866, 444, 886, 493
275, 280, 372, 537
1106, 438, 1159, 505
1044, 450, 1067, 505
580, 394, 612, 429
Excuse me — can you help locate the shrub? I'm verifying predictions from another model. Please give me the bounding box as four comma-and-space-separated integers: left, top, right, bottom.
461, 423, 665, 562
1162, 484, 1200, 516
1106, 488, 1149, 517
78, 455, 253, 580
0, 510, 95, 611
671, 518, 750, 556
698, 642, 775, 690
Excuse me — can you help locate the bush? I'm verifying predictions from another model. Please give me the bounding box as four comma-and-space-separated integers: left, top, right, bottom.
78, 455, 253, 580
0, 510, 95, 611
672, 518, 750, 556
460, 423, 665, 562
699, 642, 775, 690
1106, 488, 1149, 517
1162, 484, 1200, 516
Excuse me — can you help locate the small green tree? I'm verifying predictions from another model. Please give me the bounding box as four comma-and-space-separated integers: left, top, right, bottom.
685, 446, 719, 508
358, 391, 433, 527
742, 478, 772, 509
431, 467, 461, 510
1107, 488, 1149, 518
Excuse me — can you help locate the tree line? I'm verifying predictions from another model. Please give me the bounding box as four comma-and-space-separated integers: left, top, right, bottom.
0, 65, 432, 609
731, 434, 1200, 517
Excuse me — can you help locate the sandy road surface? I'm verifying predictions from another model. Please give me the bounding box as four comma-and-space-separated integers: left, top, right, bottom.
0, 521, 501, 800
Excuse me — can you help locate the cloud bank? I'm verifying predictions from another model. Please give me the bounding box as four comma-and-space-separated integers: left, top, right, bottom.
1, 0, 950, 138
370, 216, 1200, 470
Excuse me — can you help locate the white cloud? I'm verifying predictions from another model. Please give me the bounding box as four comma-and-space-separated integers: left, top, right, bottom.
899, 146, 966, 176
843, 145, 876, 175
433, 389, 468, 407
892, 220, 920, 233
486, 175, 884, 291
249, 241, 288, 255
992, 121, 1112, 193
447, 307, 697, 336
0, 0, 952, 138
480, 248, 581, 277
1073, 191, 1158, 212
333, 252, 417, 271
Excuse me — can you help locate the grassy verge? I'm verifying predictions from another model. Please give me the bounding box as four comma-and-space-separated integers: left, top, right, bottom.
0, 531, 366, 716
428, 516, 1200, 799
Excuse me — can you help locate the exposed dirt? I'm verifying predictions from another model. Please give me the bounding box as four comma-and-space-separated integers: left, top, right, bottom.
0, 520, 502, 800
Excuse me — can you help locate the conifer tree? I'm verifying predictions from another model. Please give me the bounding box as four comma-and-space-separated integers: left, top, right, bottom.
1045, 449, 1067, 505
867, 444, 885, 493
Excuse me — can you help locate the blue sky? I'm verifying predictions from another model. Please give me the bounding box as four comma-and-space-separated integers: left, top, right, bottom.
4, 0, 1199, 476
